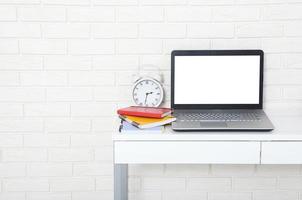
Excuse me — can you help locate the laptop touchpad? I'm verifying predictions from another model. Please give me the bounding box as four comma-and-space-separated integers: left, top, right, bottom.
200, 122, 227, 128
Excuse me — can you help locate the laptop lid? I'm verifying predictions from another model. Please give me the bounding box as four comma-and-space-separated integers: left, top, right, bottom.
171, 50, 264, 109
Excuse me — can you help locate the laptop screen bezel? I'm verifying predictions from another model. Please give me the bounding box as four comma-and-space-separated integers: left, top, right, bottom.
171, 50, 264, 109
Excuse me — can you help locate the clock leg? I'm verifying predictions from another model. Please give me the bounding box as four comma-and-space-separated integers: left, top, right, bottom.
114, 164, 128, 200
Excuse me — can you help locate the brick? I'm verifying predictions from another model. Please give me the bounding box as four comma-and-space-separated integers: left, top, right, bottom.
0, 0, 39, 3
95, 176, 113, 191
115, 71, 135, 86
27, 192, 71, 200
188, 23, 234, 38
92, 24, 138, 39
0, 119, 43, 132
18, 7, 65, 21
69, 71, 115, 86
285, 22, 302, 36
45, 118, 91, 132
73, 163, 113, 176
94, 87, 121, 102
27, 163, 72, 177
0, 135, 23, 147
211, 38, 261, 49
50, 178, 95, 191
279, 177, 302, 189
117, 39, 162, 54
93, 0, 138, 5
0, 72, 19, 85
129, 165, 164, 176
71, 134, 111, 146
211, 165, 255, 176
24, 103, 70, 117
129, 192, 161, 200
71, 102, 116, 117
3, 179, 49, 192
265, 102, 302, 116
2, 148, 47, 162
0, 87, 45, 102
93, 55, 139, 70
44, 55, 91, 70
141, 0, 186, 5
0, 22, 40, 37
263, 86, 282, 101
256, 165, 300, 176
0, 193, 25, 200
94, 146, 113, 162
68, 40, 115, 55
49, 148, 94, 161
212, 6, 260, 21
42, 23, 90, 38
163, 39, 210, 54
20, 71, 67, 86
67, 7, 115, 22
208, 192, 252, 200
270, 116, 302, 131
129, 177, 142, 192
284, 87, 302, 99
43, 0, 90, 5
142, 177, 185, 191
262, 38, 302, 53
266, 70, 302, 85
263, 5, 302, 20
0, 163, 26, 177
0, 55, 43, 70
253, 191, 298, 200
189, 0, 235, 5
140, 55, 170, 70
72, 192, 112, 200
237, 23, 283, 38
0, 39, 19, 54
237, 0, 283, 4
20, 39, 66, 54
283, 53, 302, 69
46, 87, 93, 101
265, 54, 282, 69
187, 178, 231, 191
166, 7, 211, 22
117, 7, 164, 22
24, 134, 70, 147
116, 86, 133, 102
162, 192, 207, 200
139, 24, 186, 38
233, 178, 276, 190
0, 7, 16, 21
165, 164, 209, 176
92, 117, 119, 132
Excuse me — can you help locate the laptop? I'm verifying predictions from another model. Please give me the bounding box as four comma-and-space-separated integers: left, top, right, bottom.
171, 50, 274, 131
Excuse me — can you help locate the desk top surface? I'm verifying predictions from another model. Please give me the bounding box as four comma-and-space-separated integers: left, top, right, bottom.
113, 116, 302, 141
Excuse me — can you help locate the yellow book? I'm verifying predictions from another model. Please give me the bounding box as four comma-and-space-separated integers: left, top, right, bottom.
119, 115, 176, 129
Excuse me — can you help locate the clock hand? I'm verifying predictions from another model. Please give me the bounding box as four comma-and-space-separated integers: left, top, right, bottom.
144, 93, 148, 105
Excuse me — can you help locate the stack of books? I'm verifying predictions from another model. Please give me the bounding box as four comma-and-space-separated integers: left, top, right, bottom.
117, 106, 176, 134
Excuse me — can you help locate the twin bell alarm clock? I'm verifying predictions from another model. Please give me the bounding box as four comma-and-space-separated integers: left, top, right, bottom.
132, 72, 164, 107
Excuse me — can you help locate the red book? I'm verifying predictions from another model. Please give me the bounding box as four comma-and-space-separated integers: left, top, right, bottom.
117, 106, 172, 119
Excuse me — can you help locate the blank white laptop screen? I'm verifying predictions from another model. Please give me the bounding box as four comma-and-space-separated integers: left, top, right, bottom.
174, 55, 260, 104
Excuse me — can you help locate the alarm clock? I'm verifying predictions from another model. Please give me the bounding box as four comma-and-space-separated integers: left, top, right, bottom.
132, 76, 164, 107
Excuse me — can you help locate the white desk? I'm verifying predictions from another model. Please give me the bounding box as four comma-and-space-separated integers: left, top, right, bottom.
113, 116, 302, 200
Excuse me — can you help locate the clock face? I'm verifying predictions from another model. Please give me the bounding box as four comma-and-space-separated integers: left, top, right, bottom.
132, 78, 163, 107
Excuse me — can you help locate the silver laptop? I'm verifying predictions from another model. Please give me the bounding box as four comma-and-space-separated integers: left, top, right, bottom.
171, 50, 274, 131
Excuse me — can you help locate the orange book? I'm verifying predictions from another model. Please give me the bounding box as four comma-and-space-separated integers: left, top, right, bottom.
119, 115, 176, 129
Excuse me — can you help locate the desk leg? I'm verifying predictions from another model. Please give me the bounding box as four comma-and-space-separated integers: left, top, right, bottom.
114, 164, 128, 200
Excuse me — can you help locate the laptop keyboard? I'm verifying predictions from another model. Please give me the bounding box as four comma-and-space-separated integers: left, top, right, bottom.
178, 112, 261, 122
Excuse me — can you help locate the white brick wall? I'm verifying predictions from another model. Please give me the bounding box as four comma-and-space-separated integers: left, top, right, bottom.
0, 0, 302, 200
